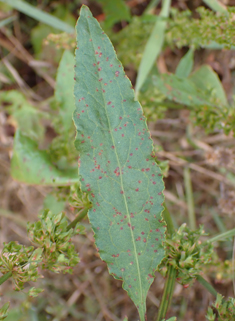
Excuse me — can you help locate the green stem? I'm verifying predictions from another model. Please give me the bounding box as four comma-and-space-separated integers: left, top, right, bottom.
162, 204, 175, 236
156, 204, 176, 321
67, 207, 89, 231
196, 275, 218, 298
0, 271, 12, 285
206, 228, 235, 244
156, 265, 176, 321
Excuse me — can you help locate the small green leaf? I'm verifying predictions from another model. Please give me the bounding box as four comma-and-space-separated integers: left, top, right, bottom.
74, 6, 165, 320
153, 73, 220, 108
0, 90, 47, 141
0, 303, 9, 320
43, 194, 65, 214
175, 48, 194, 78
28, 287, 44, 297
55, 50, 75, 134
189, 65, 227, 105
11, 131, 79, 185
97, 0, 131, 29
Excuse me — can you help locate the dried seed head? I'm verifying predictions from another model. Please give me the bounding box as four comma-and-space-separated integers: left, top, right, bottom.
205, 147, 234, 167
218, 190, 235, 215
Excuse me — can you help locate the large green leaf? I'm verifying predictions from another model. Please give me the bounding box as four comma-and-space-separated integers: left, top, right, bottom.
74, 6, 165, 320
11, 131, 79, 185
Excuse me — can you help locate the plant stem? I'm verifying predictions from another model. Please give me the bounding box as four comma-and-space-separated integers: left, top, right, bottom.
156, 265, 176, 321
67, 207, 89, 231
196, 275, 218, 297
0, 271, 12, 285
183, 166, 196, 230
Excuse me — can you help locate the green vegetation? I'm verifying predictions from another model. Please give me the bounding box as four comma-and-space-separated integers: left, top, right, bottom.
0, 0, 235, 320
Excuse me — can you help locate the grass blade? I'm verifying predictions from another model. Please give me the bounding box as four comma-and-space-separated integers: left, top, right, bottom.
0, 15, 16, 28
144, 0, 161, 14
202, 0, 227, 14
135, 0, 171, 96
0, 0, 74, 33
73, 6, 166, 320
